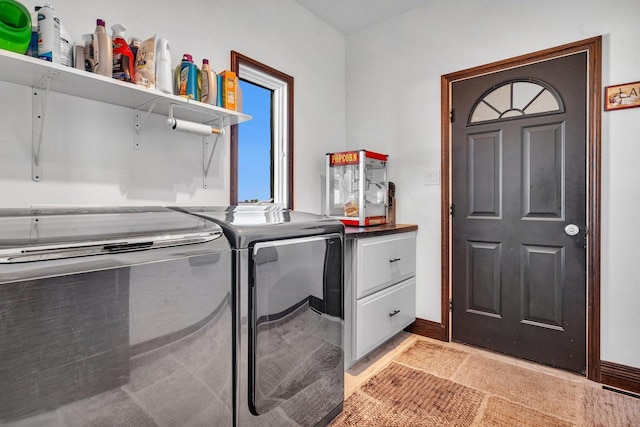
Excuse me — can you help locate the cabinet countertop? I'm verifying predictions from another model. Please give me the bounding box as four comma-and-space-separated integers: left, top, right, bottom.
344, 223, 418, 238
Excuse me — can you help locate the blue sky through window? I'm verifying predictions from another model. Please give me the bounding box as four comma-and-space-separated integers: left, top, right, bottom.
238, 80, 272, 203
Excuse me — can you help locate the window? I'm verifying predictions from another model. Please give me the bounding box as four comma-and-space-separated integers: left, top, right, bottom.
231, 52, 294, 208
468, 78, 563, 125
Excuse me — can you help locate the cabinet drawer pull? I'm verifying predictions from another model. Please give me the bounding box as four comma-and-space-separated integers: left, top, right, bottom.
389, 258, 401, 263
389, 309, 400, 317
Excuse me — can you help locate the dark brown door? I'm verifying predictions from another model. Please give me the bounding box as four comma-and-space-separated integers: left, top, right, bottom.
451, 52, 587, 373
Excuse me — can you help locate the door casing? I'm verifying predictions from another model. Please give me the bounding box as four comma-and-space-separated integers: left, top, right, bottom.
440, 37, 602, 381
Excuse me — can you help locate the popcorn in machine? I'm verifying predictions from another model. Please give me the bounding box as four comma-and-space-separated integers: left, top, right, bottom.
325, 150, 388, 226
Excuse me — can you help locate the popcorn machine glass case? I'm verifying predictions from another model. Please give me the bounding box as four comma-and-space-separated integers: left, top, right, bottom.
325, 150, 388, 226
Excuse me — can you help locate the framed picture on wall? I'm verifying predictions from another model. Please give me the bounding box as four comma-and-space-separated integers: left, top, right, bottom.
604, 81, 640, 111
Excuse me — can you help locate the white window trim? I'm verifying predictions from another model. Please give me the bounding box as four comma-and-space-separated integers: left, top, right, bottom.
238, 64, 290, 208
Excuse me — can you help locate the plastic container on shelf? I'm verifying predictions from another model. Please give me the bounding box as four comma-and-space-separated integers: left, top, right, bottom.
111, 24, 135, 82
82, 33, 94, 71
128, 36, 140, 61
25, 5, 39, 57
155, 38, 172, 94
0, 0, 31, 54
58, 20, 71, 66
37, 3, 60, 62
93, 18, 112, 77
200, 58, 216, 105
176, 53, 199, 99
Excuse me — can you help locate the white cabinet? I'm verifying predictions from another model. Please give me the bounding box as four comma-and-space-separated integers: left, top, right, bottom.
344, 229, 417, 368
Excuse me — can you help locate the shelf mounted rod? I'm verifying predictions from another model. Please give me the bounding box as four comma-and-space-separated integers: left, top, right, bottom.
166, 103, 224, 137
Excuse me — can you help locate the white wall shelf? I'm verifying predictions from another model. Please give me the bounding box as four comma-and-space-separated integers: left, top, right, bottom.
1, 49, 251, 186
0, 49, 251, 125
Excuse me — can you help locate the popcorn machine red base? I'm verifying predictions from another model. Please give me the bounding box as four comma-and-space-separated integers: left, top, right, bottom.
325, 150, 388, 226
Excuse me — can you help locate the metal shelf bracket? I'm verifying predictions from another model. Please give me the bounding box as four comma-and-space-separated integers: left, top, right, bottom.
202, 116, 225, 189
133, 101, 158, 150
31, 70, 59, 182
132, 101, 227, 187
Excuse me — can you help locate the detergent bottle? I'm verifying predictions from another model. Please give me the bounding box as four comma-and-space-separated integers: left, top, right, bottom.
200, 59, 216, 105
93, 18, 112, 77
177, 53, 199, 99
111, 24, 135, 82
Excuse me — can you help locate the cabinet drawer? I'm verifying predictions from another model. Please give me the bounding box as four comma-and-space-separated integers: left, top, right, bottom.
354, 278, 416, 360
356, 232, 416, 298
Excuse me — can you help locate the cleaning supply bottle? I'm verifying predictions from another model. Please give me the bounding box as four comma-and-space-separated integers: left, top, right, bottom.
26, 6, 40, 57
82, 33, 94, 71
37, 3, 59, 62
128, 36, 140, 61
155, 38, 172, 94
177, 53, 199, 99
93, 18, 112, 77
200, 59, 216, 105
111, 24, 134, 82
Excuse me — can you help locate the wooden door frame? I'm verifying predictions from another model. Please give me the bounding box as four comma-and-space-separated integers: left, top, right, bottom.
440, 37, 602, 381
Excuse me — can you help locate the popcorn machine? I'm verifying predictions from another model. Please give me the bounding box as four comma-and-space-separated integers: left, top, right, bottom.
325, 150, 388, 226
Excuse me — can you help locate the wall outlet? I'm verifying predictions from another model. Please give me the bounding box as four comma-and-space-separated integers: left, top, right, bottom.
424, 169, 440, 186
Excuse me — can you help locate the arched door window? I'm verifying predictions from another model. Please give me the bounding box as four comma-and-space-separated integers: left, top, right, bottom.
468, 78, 564, 125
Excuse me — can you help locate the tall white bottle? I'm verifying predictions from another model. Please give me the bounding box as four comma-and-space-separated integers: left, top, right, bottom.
155, 38, 172, 94
93, 19, 112, 77
37, 3, 60, 63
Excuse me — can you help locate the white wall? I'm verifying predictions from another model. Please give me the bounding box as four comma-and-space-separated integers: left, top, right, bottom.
0, 0, 345, 213
346, 0, 640, 368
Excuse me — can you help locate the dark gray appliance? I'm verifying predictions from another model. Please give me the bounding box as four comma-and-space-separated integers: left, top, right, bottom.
175, 206, 344, 427
0, 207, 234, 426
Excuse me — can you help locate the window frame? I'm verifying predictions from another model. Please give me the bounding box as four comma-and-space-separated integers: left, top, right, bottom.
230, 51, 294, 209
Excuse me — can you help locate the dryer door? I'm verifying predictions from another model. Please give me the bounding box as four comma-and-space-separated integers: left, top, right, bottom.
249, 233, 343, 417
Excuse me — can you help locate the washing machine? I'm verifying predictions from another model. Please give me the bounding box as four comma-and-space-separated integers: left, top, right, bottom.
174, 205, 344, 427
0, 207, 234, 426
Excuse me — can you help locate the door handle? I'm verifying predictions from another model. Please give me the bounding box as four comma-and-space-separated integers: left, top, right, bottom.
564, 224, 580, 236
389, 309, 400, 317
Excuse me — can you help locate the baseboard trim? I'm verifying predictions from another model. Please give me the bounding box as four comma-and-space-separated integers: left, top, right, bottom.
405, 318, 448, 342
601, 360, 640, 394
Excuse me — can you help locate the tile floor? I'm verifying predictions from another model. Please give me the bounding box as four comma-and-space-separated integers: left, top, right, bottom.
344, 332, 600, 399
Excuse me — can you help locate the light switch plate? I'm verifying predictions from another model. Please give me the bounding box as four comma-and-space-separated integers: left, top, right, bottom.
424, 169, 440, 186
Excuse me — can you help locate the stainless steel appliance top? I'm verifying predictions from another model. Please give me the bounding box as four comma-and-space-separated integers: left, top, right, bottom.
173, 205, 344, 248
0, 206, 224, 263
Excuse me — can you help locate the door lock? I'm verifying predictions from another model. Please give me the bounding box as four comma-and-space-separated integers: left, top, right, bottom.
564, 224, 580, 236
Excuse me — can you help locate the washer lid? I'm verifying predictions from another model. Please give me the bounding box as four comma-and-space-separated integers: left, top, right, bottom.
0, 206, 223, 263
